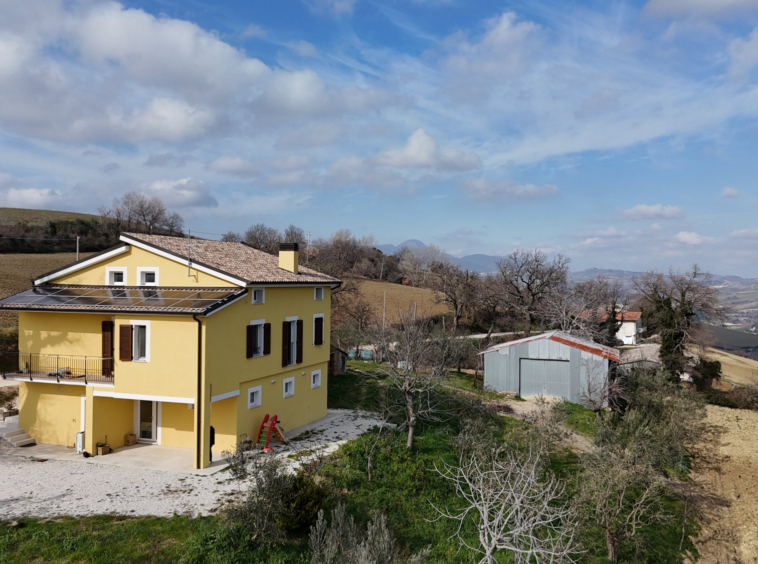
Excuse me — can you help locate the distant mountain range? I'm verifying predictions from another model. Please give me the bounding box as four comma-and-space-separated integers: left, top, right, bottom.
376, 240, 506, 273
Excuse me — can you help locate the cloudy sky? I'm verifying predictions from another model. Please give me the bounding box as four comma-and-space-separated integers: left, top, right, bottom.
1, 0, 758, 275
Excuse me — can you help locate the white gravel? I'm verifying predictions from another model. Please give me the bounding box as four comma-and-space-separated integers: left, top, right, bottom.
0, 409, 385, 520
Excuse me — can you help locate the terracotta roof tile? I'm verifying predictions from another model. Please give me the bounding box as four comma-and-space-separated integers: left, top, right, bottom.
122, 233, 341, 286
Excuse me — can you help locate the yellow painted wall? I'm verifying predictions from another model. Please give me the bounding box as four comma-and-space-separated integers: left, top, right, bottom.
19, 383, 82, 447
19, 312, 110, 357
92, 397, 133, 449
52, 245, 236, 287
236, 361, 328, 443
210, 396, 238, 453
161, 402, 195, 449
112, 314, 198, 398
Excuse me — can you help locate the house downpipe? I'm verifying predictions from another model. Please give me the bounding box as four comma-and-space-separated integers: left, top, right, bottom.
193, 314, 203, 468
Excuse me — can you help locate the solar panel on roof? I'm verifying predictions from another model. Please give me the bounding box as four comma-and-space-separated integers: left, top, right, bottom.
0, 286, 244, 314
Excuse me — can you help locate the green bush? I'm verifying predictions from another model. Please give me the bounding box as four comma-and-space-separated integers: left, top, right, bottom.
725, 386, 758, 410
278, 472, 327, 532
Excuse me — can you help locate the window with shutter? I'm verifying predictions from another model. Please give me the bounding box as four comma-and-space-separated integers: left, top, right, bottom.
102, 321, 114, 376
263, 323, 271, 355
119, 325, 133, 362
314, 316, 324, 346
246, 325, 254, 359
282, 321, 290, 367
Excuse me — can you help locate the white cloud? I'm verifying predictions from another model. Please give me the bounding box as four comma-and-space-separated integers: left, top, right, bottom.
207, 155, 315, 180
303, 0, 357, 15
721, 186, 740, 198
0, 173, 15, 188
572, 226, 628, 239
141, 178, 217, 208
462, 178, 558, 202
731, 228, 758, 238
144, 153, 195, 167
241, 24, 267, 39
275, 123, 346, 149
287, 40, 318, 57
207, 156, 263, 177
4, 187, 61, 208
675, 231, 713, 245
377, 129, 481, 171
99, 162, 120, 174
644, 0, 758, 17
729, 28, 758, 76
618, 204, 684, 220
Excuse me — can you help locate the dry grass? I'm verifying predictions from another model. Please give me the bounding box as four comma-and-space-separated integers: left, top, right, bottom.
0, 253, 93, 330
704, 347, 758, 386
355, 278, 448, 324
0, 207, 97, 226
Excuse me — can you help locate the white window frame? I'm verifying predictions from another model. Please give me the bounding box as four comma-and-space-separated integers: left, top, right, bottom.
249, 319, 265, 358
285, 316, 298, 366
311, 369, 322, 389
106, 267, 127, 286
130, 320, 151, 362
313, 313, 325, 345
247, 385, 262, 409
137, 267, 159, 286
283, 376, 295, 398
314, 287, 324, 301
251, 288, 265, 304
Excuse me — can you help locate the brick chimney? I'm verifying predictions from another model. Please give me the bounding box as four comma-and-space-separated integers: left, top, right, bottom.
278, 243, 299, 274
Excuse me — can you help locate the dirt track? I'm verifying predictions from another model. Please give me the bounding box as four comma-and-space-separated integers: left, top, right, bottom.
687, 405, 758, 564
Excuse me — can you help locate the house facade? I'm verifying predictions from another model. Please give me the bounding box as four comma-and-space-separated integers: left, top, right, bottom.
0, 233, 340, 469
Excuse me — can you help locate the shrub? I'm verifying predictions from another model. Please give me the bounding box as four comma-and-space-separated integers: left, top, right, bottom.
725, 386, 758, 410
278, 472, 328, 532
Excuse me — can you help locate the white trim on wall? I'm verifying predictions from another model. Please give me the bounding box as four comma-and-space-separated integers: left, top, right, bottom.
120, 235, 247, 286
95, 391, 194, 404
106, 266, 127, 286
314, 287, 324, 300
311, 369, 322, 389
211, 390, 240, 403
283, 377, 295, 398
136, 267, 160, 286
285, 315, 298, 322
129, 320, 151, 362
247, 386, 262, 409
34, 245, 129, 285
251, 288, 265, 304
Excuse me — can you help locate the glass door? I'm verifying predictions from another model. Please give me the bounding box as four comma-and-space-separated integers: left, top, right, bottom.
139, 400, 157, 441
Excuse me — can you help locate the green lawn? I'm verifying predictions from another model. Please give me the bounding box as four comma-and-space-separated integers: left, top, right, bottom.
563, 402, 600, 438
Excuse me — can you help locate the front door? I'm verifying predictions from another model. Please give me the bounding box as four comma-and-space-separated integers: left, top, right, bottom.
139, 400, 157, 442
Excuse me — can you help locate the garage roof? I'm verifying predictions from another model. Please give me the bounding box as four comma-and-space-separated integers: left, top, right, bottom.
480, 331, 620, 362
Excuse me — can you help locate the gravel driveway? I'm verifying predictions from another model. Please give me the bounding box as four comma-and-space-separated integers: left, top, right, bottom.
0, 409, 385, 520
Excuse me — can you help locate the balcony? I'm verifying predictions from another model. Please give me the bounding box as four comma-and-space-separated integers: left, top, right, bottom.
0, 352, 114, 385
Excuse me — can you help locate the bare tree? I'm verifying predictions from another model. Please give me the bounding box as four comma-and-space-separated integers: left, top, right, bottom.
522, 396, 570, 463
431, 448, 579, 564
577, 445, 665, 563
162, 211, 184, 235
134, 195, 167, 233
633, 265, 724, 375
221, 231, 242, 243
372, 312, 463, 450
428, 263, 478, 333
397, 244, 445, 287
578, 357, 623, 423
496, 250, 570, 336
284, 224, 306, 245
244, 223, 282, 254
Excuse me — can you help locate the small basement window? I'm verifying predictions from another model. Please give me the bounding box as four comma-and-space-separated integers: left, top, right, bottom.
247, 386, 262, 409
311, 369, 321, 389
252, 289, 265, 304
283, 377, 295, 398
314, 287, 324, 300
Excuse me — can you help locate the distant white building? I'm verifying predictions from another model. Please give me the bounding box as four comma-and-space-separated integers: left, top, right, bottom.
581, 311, 643, 345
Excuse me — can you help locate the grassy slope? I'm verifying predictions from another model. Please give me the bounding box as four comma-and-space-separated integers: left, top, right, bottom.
704, 347, 758, 386
0, 207, 97, 226
0, 253, 94, 330
355, 278, 448, 324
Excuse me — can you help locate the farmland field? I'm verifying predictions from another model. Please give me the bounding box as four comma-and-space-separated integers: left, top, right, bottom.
0, 207, 98, 226
355, 278, 448, 323
704, 347, 758, 386
0, 253, 93, 330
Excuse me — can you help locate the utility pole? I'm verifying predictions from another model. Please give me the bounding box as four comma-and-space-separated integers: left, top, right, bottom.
76, 236, 80, 261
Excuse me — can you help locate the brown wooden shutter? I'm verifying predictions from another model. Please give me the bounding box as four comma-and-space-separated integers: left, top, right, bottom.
314, 317, 324, 346
102, 321, 114, 376
296, 320, 304, 364
263, 323, 271, 355
282, 321, 290, 367
246, 325, 254, 359
119, 325, 133, 362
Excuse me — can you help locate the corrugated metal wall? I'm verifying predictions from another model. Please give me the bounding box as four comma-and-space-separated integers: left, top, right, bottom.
483, 338, 610, 403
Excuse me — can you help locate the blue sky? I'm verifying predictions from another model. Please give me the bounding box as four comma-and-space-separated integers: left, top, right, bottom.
1, 0, 758, 275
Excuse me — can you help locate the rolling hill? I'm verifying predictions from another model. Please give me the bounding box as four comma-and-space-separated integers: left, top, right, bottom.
0, 207, 98, 226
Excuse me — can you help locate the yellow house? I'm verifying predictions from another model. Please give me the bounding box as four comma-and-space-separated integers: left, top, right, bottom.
0, 233, 340, 469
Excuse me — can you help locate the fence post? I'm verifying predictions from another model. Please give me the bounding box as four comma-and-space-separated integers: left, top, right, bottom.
29, 353, 33, 382
84, 356, 88, 385
56, 355, 60, 383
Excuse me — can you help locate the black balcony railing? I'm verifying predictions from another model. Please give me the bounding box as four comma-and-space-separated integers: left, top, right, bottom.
0, 352, 114, 385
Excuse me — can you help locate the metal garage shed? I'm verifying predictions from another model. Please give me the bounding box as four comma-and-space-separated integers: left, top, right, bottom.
480, 331, 620, 402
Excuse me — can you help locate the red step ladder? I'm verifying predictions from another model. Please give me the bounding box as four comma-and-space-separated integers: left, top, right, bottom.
255, 414, 278, 452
